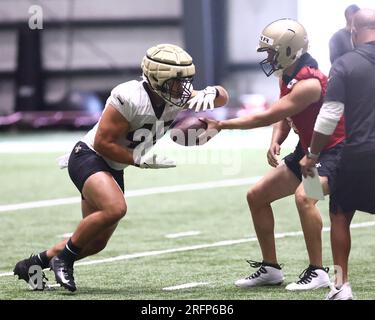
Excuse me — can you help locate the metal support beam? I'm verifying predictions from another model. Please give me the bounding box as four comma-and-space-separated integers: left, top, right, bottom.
183, 0, 227, 88
15, 26, 44, 111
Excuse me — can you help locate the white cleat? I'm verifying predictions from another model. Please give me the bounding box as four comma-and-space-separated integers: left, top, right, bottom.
325, 282, 353, 300
235, 260, 284, 288
286, 266, 330, 291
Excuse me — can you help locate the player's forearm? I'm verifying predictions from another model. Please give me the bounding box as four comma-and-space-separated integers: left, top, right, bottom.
214, 86, 229, 107
218, 112, 273, 130
271, 120, 291, 145
309, 131, 331, 155
94, 140, 135, 165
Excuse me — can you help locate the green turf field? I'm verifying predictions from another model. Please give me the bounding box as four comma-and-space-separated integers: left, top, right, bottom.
0, 131, 374, 300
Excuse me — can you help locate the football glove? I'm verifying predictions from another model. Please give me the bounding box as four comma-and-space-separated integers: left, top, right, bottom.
134, 154, 176, 169
187, 86, 217, 112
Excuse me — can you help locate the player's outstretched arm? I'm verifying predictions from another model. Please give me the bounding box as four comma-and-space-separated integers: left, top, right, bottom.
218, 78, 321, 130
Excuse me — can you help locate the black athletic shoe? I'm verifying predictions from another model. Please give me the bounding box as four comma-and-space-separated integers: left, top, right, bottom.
13, 254, 48, 291
50, 256, 76, 292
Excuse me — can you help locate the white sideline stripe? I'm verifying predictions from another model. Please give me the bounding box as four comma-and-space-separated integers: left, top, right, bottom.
1, 221, 375, 277
165, 231, 201, 239
163, 282, 209, 291
0, 176, 261, 213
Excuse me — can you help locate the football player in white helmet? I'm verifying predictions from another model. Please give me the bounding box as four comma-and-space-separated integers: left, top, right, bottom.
13, 44, 228, 292
201, 19, 347, 291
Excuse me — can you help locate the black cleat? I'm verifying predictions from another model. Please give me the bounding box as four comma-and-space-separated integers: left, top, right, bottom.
50, 256, 76, 292
13, 254, 48, 291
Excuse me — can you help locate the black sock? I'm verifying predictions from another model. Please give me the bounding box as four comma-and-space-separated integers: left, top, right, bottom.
37, 251, 51, 269
57, 238, 82, 266
262, 261, 282, 270
309, 264, 325, 271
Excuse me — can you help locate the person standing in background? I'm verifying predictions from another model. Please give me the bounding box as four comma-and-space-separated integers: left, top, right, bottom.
329, 4, 360, 64
300, 9, 375, 300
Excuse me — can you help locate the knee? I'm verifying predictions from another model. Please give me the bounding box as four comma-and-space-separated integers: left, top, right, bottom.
106, 202, 127, 222
295, 190, 314, 211
330, 211, 351, 229
246, 187, 265, 209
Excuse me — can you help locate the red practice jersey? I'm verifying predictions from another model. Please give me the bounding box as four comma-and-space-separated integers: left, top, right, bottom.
280, 66, 345, 152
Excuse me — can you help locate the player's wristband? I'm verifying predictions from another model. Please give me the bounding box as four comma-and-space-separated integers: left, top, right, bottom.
307, 147, 320, 160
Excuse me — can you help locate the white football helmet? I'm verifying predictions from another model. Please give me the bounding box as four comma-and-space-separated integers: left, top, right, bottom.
141, 44, 195, 107
257, 19, 309, 77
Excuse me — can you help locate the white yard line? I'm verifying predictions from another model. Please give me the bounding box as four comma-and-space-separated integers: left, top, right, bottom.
75, 238, 255, 266
0, 176, 262, 213
0, 197, 81, 213
1, 221, 375, 278
0, 272, 14, 277
165, 231, 201, 239
162, 282, 210, 291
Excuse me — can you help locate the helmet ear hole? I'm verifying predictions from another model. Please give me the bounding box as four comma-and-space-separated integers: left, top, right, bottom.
286, 47, 291, 56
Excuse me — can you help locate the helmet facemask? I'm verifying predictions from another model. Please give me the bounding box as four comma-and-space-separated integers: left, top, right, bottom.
159, 76, 194, 108
258, 47, 282, 77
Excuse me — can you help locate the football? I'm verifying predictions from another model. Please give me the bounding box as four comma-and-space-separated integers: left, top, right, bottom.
170, 116, 209, 146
